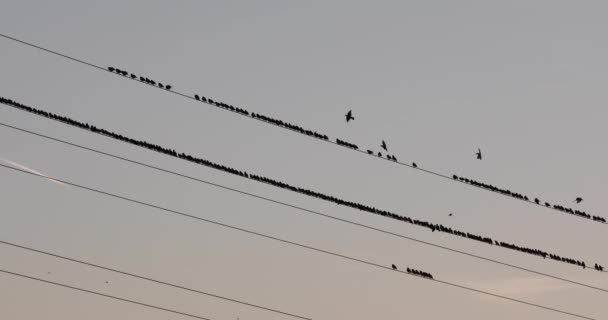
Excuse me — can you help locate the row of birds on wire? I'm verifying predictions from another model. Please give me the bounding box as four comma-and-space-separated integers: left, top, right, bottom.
1, 95, 603, 273
104, 65, 602, 226
346, 109, 605, 224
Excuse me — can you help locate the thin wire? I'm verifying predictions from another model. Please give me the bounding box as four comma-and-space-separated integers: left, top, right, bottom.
0, 164, 599, 320
0, 32, 603, 226
0, 100, 602, 272
1, 122, 606, 295
0, 269, 213, 320
0, 240, 310, 320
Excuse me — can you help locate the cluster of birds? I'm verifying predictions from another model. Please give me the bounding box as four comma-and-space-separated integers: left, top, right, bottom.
107, 66, 172, 90
595, 264, 605, 272
193, 94, 331, 141
348, 110, 607, 225
453, 174, 605, 223
391, 264, 434, 279
3, 95, 603, 273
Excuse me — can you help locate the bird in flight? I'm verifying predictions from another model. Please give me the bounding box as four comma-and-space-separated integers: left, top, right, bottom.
476, 148, 482, 160
345, 110, 355, 123
381, 140, 388, 151
392, 264, 397, 270
574, 197, 583, 204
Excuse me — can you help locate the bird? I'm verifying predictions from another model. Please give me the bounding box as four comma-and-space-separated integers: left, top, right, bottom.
534, 198, 540, 204
392, 264, 397, 270
412, 162, 418, 168
345, 110, 355, 122
476, 148, 482, 160
574, 197, 583, 204
381, 140, 388, 151
165, 85, 172, 90
449, 213, 453, 217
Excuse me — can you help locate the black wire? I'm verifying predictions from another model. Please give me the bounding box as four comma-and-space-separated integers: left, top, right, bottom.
0, 32, 603, 226
0, 240, 311, 320
0, 269, 213, 320
0, 101, 601, 272
0, 164, 599, 320
1, 122, 606, 294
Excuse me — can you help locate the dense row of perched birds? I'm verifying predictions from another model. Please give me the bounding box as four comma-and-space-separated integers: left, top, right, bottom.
103, 65, 601, 226
452, 174, 605, 223
108, 66, 172, 90
391, 264, 434, 279
2, 95, 603, 273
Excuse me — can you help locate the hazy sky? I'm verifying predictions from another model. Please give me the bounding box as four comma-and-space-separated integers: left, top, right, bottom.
1, 1, 607, 319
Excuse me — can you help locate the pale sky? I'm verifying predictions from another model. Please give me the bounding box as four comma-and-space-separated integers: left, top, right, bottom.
1, 1, 607, 319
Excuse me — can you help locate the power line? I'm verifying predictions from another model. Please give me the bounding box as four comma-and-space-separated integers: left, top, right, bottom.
0, 268, 213, 320
0, 240, 311, 320
0, 97, 600, 272
0, 164, 599, 320
1, 122, 606, 296
0, 32, 602, 226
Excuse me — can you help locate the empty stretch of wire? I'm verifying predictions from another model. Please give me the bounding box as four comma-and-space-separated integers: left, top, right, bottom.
0, 33, 604, 226
0, 239, 310, 320
0, 97, 603, 272
0, 269, 213, 320
1, 122, 606, 297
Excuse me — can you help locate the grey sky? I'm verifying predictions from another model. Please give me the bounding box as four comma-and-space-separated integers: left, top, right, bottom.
1, 1, 607, 319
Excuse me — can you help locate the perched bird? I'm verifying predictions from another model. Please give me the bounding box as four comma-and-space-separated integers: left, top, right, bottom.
195, 94, 200, 100
345, 110, 355, 123
476, 148, 482, 160
574, 197, 583, 204
165, 85, 172, 90
378, 152, 382, 157
534, 198, 540, 204
412, 162, 418, 168
381, 140, 388, 151
392, 264, 397, 270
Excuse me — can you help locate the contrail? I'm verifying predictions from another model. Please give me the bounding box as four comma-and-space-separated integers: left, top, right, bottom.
0, 158, 66, 186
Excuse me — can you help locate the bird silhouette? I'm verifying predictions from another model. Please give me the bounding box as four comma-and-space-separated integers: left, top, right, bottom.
381, 140, 388, 151
412, 162, 418, 168
392, 264, 397, 270
574, 197, 583, 204
534, 198, 540, 204
345, 110, 355, 122
449, 213, 453, 217
476, 148, 482, 160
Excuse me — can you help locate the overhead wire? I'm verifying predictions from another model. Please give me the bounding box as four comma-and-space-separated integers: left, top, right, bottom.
1, 121, 606, 298
0, 239, 310, 320
0, 163, 599, 320
0, 97, 601, 272
0, 32, 603, 226
0, 269, 213, 320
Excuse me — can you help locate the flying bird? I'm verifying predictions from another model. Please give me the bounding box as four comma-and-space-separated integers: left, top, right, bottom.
381, 140, 388, 151
392, 264, 397, 270
574, 197, 583, 204
476, 148, 482, 160
345, 110, 355, 123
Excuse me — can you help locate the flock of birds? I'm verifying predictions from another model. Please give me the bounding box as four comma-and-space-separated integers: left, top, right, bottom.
103, 66, 603, 227
343, 109, 603, 271
2, 95, 603, 274
108, 66, 172, 90
391, 264, 434, 280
